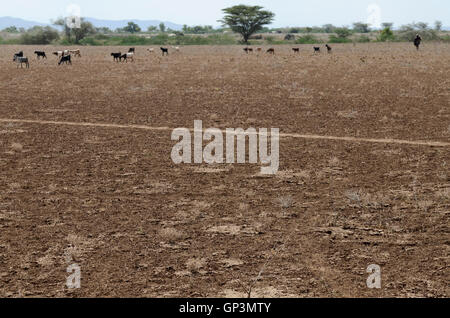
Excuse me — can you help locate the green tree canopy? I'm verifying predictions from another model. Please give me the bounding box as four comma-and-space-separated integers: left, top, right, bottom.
123, 22, 141, 33
378, 27, 395, 42
219, 5, 275, 44
2, 26, 19, 33
353, 22, 371, 33
322, 24, 336, 33
159, 22, 166, 33
20, 26, 60, 44
335, 27, 352, 38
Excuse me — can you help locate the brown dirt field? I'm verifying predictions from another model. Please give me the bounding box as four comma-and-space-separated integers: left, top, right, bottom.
0, 43, 449, 298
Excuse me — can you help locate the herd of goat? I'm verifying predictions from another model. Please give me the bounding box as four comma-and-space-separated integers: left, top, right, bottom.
11, 44, 333, 68
243, 44, 332, 54
10, 37, 425, 68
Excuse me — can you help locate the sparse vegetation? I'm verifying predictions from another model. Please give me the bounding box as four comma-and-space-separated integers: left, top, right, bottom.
295, 34, 321, 44
19, 26, 60, 45
0, 17, 448, 46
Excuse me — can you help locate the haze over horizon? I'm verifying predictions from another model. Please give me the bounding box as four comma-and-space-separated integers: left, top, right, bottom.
1, 0, 449, 28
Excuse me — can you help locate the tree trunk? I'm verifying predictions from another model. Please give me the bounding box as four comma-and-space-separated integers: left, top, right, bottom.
243, 34, 249, 45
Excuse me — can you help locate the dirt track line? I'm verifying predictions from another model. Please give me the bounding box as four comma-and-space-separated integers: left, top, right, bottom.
0, 118, 449, 148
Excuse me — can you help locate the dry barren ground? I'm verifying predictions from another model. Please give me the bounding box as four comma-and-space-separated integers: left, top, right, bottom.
0, 43, 449, 297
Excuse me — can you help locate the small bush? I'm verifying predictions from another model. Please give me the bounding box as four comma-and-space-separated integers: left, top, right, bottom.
94, 33, 109, 40
334, 27, 352, 39
265, 36, 284, 45
295, 34, 321, 44
328, 35, 352, 43
377, 27, 395, 42
439, 35, 450, 43
356, 35, 371, 43
79, 37, 102, 46
264, 36, 274, 43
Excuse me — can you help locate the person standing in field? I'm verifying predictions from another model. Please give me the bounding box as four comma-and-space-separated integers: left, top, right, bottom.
414, 34, 422, 50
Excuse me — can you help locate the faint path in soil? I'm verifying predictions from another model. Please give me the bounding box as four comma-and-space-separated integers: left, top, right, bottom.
0, 118, 449, 148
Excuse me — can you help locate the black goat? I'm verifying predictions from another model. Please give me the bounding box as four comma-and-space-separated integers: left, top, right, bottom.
266, 48, 275, 54
58, 54, 72, 65
292, 48, 300, 53
34, 51, 47, 59
313, 47, 321, 53
13, 51, 23, 60
111, 52, 122, 62
160, 47, 169, 56
129, 47, 135, 53
325, 44, 332, 53
414, 35, 422, 50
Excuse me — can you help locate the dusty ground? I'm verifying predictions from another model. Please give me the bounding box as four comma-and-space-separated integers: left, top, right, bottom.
0, 43, 448, 298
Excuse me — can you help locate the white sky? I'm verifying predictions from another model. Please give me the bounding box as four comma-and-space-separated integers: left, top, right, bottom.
1, 0, 448, 27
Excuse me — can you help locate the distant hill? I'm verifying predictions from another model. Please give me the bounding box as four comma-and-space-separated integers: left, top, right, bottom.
0, 16, 49, 29
84, 18, 183, 31
0, 16, 183, 31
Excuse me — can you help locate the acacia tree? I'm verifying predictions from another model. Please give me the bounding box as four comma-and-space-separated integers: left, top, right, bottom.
219, 5, 275, 44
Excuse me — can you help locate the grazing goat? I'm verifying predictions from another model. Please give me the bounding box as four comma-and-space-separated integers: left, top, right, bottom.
111, 52, 122, 62
160, 47, 169, 56
68, 49, 81, 57
325, 44, 332, 53
34, 51, 47, 59
414, 34, 422, 50
120, 52, 134, 62
14, 51, 24, 59
256, 48, 262, 52
147, 48, 155, 53
58, 54, 72, 65
53, 50, 69, 57
129, 48, 135, 53
292, 48, 300, 53
13, 55, 29, 68
266, 48, 275, 54
313, 47, 321, 53
171, 46, 180, 52
243, 47, 254, 54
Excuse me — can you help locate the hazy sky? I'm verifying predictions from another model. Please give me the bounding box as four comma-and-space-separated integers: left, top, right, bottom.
2, 0, 448, 27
